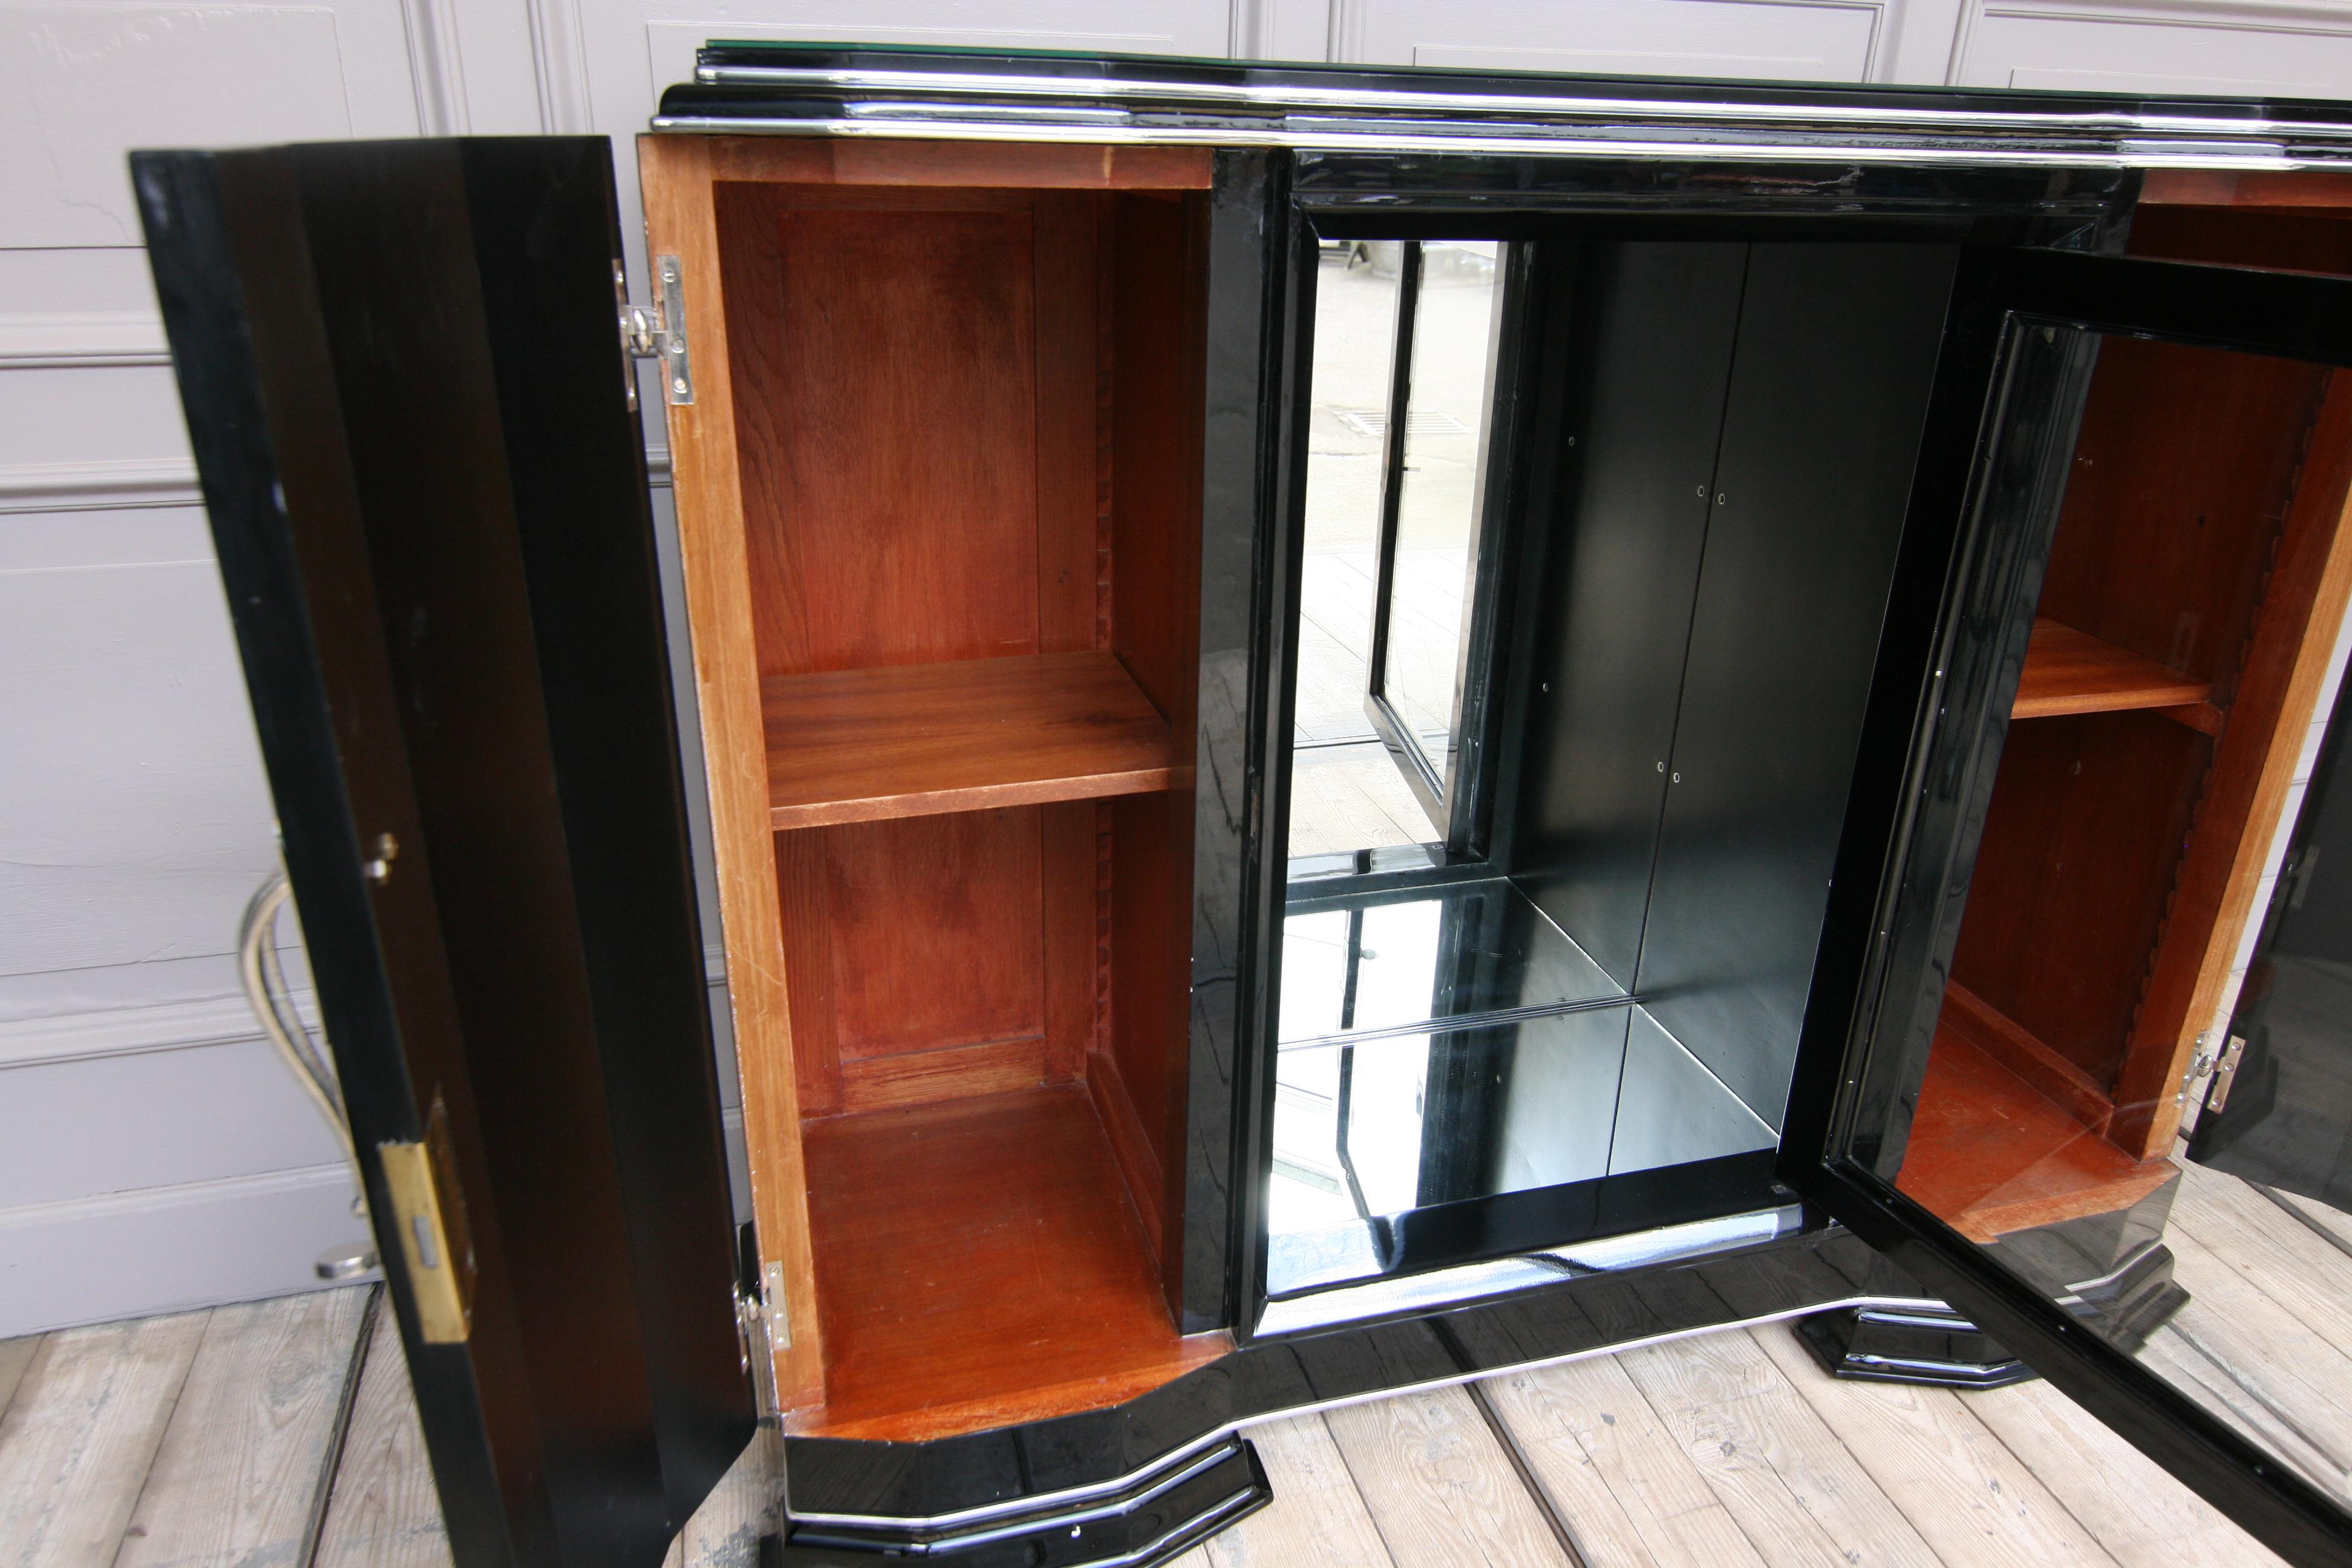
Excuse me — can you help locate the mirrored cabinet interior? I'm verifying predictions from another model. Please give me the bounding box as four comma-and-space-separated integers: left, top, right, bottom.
134, 47, 2352, 1568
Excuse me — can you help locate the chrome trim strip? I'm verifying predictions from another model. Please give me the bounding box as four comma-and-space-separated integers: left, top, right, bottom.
1276, 991, 1638, 1054
793, 1443, 1238, 1555
1258, 1206, 1801, 1328
784, 1290, 1941, 1530
648, 113, 2334, 170
690, 64, 2350, 144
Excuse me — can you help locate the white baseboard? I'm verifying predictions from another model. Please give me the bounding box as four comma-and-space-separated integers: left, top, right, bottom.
0, 1162, 368, 1338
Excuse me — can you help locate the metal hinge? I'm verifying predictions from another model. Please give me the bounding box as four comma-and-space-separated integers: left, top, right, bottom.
378, 1096, 477, 1344
734, 1259, 791, 1422
616, 254, 693, 408
2205, 1033, 2250, 1116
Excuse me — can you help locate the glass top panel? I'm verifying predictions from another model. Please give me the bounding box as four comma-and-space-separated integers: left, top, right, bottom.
1278, 878, 1624, 1047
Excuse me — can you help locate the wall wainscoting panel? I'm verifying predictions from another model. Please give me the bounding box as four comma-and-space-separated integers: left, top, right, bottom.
1334, 0, 1888, 82
0, 1165, 372, 1338
1953, 0, 2352, 93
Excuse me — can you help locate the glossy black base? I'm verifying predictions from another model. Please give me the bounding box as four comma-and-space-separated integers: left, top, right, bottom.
1795, 1301, 2035, 1388
769, 1439, 1271, 1567
780, 1223, 1879, 1525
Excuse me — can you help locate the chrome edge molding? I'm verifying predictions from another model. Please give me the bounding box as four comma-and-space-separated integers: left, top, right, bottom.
648, 112, 2333, 171
665, 64, 2352, 169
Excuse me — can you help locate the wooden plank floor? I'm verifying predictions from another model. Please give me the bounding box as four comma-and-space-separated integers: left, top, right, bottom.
4, 1163, 2332, 1567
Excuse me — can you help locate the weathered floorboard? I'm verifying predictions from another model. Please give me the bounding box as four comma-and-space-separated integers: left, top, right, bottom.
1615, 1328, 1943, 1568
1754, 1321, 2123, 1568
0, 1336, 40, 1421
1482, 1351, 1769, 1568
0, 1311, 209, 1568
1966, 1374, 2284, 1568
115, 1286, 372, 1568
1212, 1414, 1396, 1568
1322, 1385, 1575, 1567
314, 1304, 452, 1568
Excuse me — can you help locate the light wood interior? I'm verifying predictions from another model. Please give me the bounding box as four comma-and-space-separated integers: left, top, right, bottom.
642, 136, 1224, 1437
1900, 172, 2352, 1240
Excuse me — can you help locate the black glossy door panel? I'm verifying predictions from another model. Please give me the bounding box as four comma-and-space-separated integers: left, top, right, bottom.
136, 139, 751, 1568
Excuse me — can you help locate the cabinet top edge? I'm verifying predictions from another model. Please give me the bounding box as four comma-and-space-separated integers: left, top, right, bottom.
650, 44, 2352, 175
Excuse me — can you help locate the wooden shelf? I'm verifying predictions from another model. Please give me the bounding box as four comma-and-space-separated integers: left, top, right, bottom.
1896, 1016, 2175, 1243
794, 1086, 1229, 1441
763, 651, 1178, 829
2014, 618, 2216, 723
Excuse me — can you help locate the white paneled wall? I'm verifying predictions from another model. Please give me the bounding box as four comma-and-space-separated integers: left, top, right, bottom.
3, 0, 2350, 1335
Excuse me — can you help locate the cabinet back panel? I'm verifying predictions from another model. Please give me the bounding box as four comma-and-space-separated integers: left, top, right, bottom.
1633, 242, 1957, 1132
1512, 241, 1748, 990
826, 811, 1047, 1059
2038, 336, 2325, 696
1951, 713, 2212, 1086
717, 184, 1106, 676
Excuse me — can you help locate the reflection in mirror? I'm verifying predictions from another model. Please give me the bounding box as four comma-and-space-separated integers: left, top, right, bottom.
1269, 237, 1962, 1314
1371, 241, 1503, 803
1881, 324, 2352, 1503
1287, 240, 1429, 860
1265, 1005, 1778, 1296
1276, 878, 1620, 1048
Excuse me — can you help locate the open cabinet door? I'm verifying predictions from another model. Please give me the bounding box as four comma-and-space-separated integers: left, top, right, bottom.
1785, 244, 2352, 1567
134, 139, 754, 1568
2189, 668, 2352, 1202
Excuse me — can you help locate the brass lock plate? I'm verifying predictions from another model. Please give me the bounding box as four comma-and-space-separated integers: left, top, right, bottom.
379, 1094, 477, 1344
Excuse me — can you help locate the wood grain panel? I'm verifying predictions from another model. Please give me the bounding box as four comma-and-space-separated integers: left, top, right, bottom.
2037, 336, 2325, 696
1035, 192, 1100, 655
795, 1087, 1227, 1441
825, 810, 1044, 1061
2014, 618, 2213, 719
1896, 1021, 2175, 1241
1940, 980, 2115, 1135
1103, 191, 1211, 1292
707, 137, 1213, 191
761, 651, 1177, 828
837, 1036, 1051, 1114
774, 828, 843, 1118
1041, 800, 1100, 1082
2114, 375, 2352, 1155
1088, 1046, 1166, 1266
1109, 788, 1193, 1278
2140, 170, 2352, 212
767, 202, 1042, 672
1952, 711, 2212, 1086
639, 132, 826, 1410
